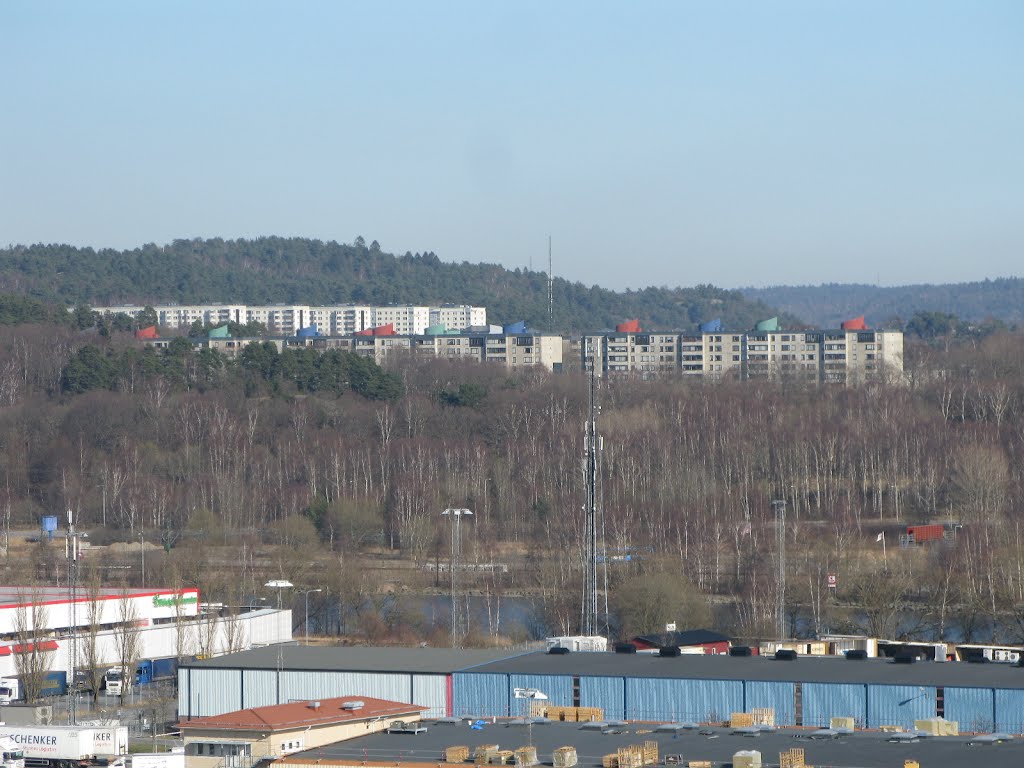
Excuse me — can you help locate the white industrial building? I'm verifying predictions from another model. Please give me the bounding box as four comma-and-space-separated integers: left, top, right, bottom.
0, 587, 291, 683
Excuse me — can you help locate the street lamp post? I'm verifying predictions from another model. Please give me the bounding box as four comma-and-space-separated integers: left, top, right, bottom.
302, 588, 322, 645
514, 688, 548, 747
441, 508, 473, 647
139, 532, 145, 588
264, 580, 293, 609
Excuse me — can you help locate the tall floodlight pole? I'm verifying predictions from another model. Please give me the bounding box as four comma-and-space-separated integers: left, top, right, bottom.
583, 363, 601, 637
772, 499, 787, 640
442, 508, 473, 647
302, 589, 322, 645
66, 509, 81, 725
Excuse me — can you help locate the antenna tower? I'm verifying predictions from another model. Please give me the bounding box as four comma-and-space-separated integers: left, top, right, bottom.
583, 362, 602, 635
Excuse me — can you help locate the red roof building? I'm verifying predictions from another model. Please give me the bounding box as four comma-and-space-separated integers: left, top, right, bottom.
616, 319, 641, 333
180, 696, 427, 766
134, 326, 159, 340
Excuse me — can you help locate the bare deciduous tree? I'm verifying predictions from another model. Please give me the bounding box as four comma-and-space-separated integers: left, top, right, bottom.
13, 590, 54, 704
113, 592, 143, 704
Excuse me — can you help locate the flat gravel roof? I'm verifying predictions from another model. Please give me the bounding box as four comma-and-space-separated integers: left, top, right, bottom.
183, 646, 525, 675
289, 718, 1024, 768
461, 651, 1024, 690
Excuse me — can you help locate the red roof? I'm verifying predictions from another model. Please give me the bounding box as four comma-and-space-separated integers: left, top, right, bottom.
135, 326, 159, 339
841, 315, 868, 331
179, 696, 426, 733
616, 319, 641, 333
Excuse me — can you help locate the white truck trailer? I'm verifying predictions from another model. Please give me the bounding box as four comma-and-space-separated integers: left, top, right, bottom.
0, 726, 126, 768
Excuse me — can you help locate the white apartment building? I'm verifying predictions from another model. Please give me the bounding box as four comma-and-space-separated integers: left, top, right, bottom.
584, 329, 903, 383
430, 305, 487, 331
90, 304, 487, 336
371, 305, 431, 335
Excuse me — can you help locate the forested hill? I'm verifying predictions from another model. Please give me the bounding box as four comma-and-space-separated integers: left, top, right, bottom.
743, 279, 1024, 330
0, 238, 795, 333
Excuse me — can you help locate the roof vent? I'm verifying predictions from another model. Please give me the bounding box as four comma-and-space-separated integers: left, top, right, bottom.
659, 647, 681, 658
893, 654, 916, 665
342, 700, 365, 710
845, 650, 867, 661
308, 701, 321, 709
614, 643, 637, 654
729, 646, 752, 657
774, 649, 797, 661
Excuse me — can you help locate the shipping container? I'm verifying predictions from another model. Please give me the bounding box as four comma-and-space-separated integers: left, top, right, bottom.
906, 524, 945, 543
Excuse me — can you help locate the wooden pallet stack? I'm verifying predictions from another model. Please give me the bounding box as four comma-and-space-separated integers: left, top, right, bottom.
445, 746, 470, 763
752, 708, 775, 726
779, 747, 806, 768
513, 746, 539, 767
544, 705, 605, 722
730, 712, 754, 728
552, 747, 578, 768
474, 745, 500, 764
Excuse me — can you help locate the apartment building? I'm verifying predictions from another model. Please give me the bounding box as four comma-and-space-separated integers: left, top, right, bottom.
584, 328, 903, 383
151, 329, 562, 371
91, 303, 487, 336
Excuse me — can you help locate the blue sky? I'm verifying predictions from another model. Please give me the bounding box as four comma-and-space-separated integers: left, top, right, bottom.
2, 1, 1021, 291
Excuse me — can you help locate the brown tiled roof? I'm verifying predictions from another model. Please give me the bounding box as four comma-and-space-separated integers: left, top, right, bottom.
180, 696, 426, 733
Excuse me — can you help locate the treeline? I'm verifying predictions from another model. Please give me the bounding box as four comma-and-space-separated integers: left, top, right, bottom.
0, 238, 796, 333
61, 339, 402, 400
743, 279, 1024, 329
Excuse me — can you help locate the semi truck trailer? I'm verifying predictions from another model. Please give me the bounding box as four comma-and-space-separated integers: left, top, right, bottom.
0, 726, 127, 768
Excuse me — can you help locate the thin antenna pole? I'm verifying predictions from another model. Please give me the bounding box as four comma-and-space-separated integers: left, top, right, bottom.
547, 236, 553, 330
772, 499, 787, 639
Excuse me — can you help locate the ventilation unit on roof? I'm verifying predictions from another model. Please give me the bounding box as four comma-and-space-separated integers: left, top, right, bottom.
774, 649, 798, 661
614, 643, 637, 654
342, 700, 365, 710
308, 701, 321, 709
729, 646, 752, 657
659, 647, 681, 658
845, 650, 867, 661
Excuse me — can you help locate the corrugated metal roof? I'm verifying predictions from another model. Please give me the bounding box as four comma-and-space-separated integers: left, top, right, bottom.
183, 646, 527, 674
460, 650, 1024, 690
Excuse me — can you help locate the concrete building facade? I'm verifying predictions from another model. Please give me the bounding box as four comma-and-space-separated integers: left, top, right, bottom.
92, 304, 488, 337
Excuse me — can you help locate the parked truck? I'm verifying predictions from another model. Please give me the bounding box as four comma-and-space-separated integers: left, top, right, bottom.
133, 659, 176, 687
0, 736, 25, 768
0, 726, 126, 768
101, 670, 127, 698
0, 679, 21, 705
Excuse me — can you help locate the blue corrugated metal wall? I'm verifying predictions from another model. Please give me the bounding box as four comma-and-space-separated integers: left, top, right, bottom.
867, 685, 936, 729
452, 672, 509, 718
995, 689, 1024, 733
744, 681, 796, 726
625, 677, 742, 723
580, 676, 625, 721
945, 687, 995, 732
508, 674, 574, 712
802, 683, 866, 728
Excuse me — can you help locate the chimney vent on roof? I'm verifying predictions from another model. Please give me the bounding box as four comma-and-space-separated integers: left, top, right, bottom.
308, 701, 321, 709
342, 700, 365, 710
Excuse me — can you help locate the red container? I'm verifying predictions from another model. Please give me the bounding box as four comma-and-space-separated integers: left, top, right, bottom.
907, 524, 945, 542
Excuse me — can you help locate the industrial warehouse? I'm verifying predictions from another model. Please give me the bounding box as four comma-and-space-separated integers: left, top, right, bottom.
179, 645, 1024, 733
